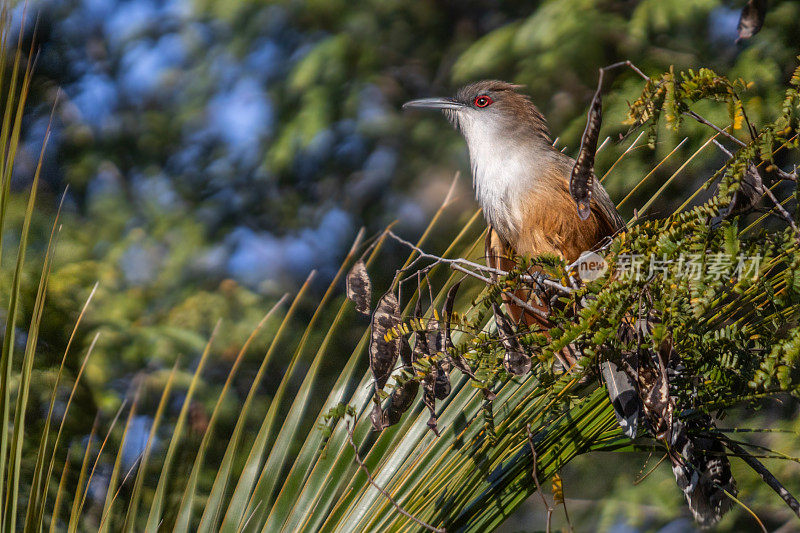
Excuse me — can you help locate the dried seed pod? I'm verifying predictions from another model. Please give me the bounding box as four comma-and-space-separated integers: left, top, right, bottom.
383, 380, 420, 427
370, 402, 386, 431
638, 365, 672, 440
737, 0, 767, 42
434, 360, 451, 399
439, 281, 461, 356
416, 329, 442, 434
423, 374, 439, 436
346, 259, 372, 315
426, 415, 440, 436
413, 312, 449, 400
369, 291, 401, 390
413, 325, 430, 361
570, 77, 603, 220
600, 359, 639, 439
637, 337, 675, 442
727, 162, 764, 217
669, 418, 736, 527
492, 303, 531, 375
427, 328, 442, 354
504, 350, 532, 375
442, 281, 461, 352
399, 329, 413, 367
382, 337, 418, 428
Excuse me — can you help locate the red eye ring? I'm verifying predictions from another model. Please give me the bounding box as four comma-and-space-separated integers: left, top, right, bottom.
474, 95, 493, 108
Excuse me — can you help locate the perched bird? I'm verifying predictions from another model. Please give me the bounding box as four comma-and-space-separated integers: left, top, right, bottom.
404, 80, 736, 527
403, 80, 624, 324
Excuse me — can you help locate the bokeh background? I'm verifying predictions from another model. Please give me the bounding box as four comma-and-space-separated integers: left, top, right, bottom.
4, 0, 800, 530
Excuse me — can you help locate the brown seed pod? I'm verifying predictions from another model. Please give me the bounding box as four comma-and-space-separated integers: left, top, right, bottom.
423, 373, 439, 436
442, 281, 461, 352
503, 350, 532, 375
726, 162, 764, 217
383, 380, 420, 427
370, 403, 386, 431
346, 259, 372, 315
369, 291, 401, 391
492, 303, 531, 375
434, 359, 451, 399
600, 359, 639, 439
737, 0, 767, 42
637, 336, 676, 442
570, 74, 603, 220
382, 337, 418, 428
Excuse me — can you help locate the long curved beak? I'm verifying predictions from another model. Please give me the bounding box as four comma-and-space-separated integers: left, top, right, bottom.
402, 97, 464, 111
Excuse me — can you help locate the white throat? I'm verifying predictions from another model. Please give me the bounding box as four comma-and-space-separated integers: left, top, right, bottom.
457, 111, 554, 243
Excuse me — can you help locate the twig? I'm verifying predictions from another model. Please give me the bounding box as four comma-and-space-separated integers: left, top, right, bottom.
449, 264, 550, 320
775, 166, 797, 182
720, 435, 800, 519
723, 489, 768, 533
345, 421, 445, 533
600, 60, 649, 81
605, 60, 746, 149
611, 60, 798, 187
633, 453, 668, 486
387, 230, 574, 294
684, 110, 746, 147
761, 185, 800, 238
527, 424, 554, 533
712, 129, 800, 240
712, 138, 734, 158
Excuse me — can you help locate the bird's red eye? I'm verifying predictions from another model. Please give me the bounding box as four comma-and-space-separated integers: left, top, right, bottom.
474, 95, 493, 108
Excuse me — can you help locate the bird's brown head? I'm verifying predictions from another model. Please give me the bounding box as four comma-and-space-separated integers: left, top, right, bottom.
403, 80, 551, 145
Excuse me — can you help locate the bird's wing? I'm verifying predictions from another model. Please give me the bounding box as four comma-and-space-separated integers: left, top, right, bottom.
591, 178, 626, 233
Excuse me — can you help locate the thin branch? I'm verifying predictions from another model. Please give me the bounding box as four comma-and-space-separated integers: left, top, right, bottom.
345, 421, 445, 533
633, 453, 668, 486
389, 232, 583, 373
761, 185, 800, 239
713, 138, 734, 158
600, 60, 649, 81
605, 59, 746, 149
723, 489, 768, 533
720, 435, 800, 519
620, 60, 798, 188
684, 110, 746, 147
449, 263, 550, 320
775, 166, 797, 182
387, 230, 574, 294
527, 424, 554, 533
712, 131, 800, 240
